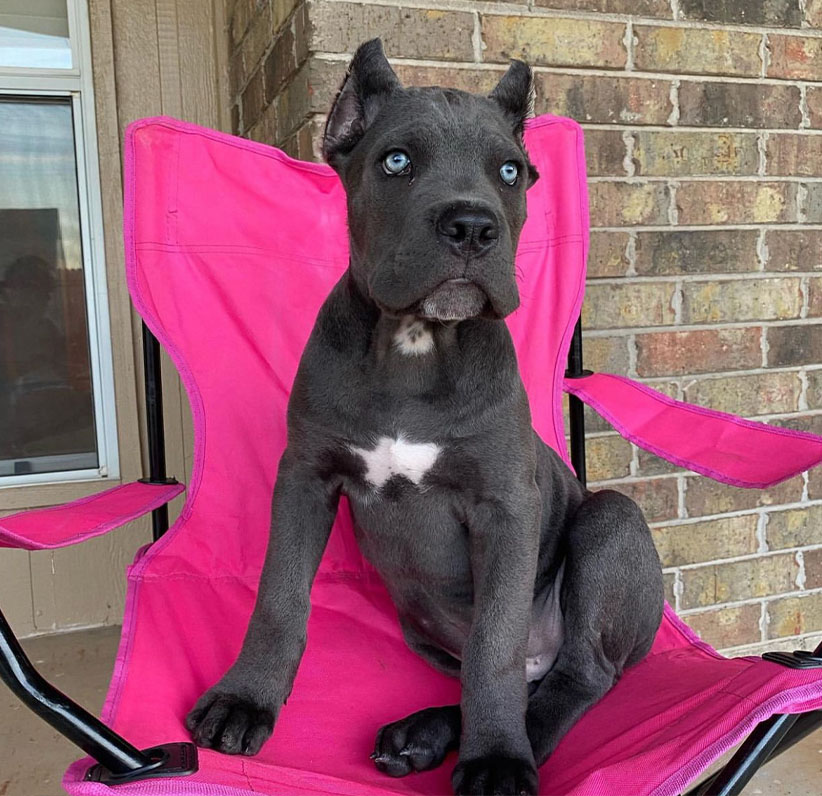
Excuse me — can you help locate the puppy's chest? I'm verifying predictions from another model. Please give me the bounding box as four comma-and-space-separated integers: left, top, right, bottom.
347, 434, 442, 490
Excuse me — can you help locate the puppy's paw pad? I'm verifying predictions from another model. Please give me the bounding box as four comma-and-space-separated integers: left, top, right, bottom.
452, 755, 538, 796
186, 692, 275, 756
373, 707, 459, 777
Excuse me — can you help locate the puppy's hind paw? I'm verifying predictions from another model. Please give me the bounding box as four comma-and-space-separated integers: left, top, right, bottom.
372, 705, 460, 777
186, 690, 275, 756
452, 754, 538, 796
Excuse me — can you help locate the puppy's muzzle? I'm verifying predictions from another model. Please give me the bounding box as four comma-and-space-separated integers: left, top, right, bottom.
420, 278, 489, 322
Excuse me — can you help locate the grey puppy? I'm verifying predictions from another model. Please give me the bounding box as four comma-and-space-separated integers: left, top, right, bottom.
186, 39, 664, 796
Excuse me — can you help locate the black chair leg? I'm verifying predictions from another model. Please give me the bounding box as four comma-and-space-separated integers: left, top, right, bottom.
0, 605, 197, 783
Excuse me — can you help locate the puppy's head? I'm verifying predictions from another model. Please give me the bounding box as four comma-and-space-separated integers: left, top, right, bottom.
323, 39, 538, 322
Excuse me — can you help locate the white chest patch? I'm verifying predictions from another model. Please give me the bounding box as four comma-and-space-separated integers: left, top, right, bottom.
349, 435, 441, 489
393, 315, 434, 356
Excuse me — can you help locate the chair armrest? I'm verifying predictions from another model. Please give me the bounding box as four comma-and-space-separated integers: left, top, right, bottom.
0, 481, 185, 551
564, 372, 822, 488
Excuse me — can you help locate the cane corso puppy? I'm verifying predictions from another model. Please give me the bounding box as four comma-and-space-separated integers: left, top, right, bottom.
186, 38, 664, 796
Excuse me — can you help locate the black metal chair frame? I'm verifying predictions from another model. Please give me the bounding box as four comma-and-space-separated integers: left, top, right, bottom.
1, 320, 822, 793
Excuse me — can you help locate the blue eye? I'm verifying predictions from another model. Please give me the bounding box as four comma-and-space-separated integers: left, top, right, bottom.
500, 162, 519, 185
383, 150, 411, 175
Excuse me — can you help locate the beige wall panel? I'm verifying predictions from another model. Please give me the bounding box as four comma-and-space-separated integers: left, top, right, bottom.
0, 550, 35, 637
28, 531, 141, 631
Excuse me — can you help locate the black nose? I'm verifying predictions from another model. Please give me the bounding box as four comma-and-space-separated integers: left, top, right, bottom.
436, 206, 499, 257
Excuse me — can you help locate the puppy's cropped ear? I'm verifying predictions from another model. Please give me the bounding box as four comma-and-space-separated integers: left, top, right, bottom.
323, 39, 401, 170
490, 60, 539, 187
489, 59, 535, 139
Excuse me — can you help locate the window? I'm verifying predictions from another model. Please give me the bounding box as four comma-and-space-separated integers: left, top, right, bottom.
0, 1, 118, 485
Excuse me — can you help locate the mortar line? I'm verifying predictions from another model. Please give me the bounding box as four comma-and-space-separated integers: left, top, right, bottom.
587, 175, 822, 183
759, 601, 769, 642
312, 51, 822, 87
587, 270, 820, 283
676, 587, 822, 616
584, 318, 822, 334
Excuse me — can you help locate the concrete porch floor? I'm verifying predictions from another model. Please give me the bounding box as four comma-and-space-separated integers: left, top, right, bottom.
1, 626, 821, 795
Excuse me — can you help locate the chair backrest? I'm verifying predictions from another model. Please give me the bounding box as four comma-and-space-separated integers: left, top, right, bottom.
125, 115, 589, 579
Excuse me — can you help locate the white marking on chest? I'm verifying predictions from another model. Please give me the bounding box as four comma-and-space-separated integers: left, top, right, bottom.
349, 435, 441, 488
394, 315, 434, 356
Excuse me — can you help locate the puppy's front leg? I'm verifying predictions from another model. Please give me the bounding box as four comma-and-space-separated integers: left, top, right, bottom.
453, 493, 541, 796
186, 451, 338, 755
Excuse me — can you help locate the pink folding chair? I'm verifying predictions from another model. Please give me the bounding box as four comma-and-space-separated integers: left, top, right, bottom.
4, 114, 822, 796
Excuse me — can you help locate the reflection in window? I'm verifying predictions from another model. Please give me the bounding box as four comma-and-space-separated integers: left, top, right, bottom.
0, 98, 97, 475
0, 1, 71, 70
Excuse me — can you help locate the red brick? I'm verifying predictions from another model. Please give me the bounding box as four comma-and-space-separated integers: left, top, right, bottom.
675, 182, 798, 225
767, 135, 822, 177
587, 232, 630, 278
684, 475, 804, 516
312, 4, 475, 62
678, 81, 802, 129
681, 278, 802, 324
807, 86, 822, 128
766, 230, 822, 272
636, 328, 761, 378
680, 0, 802, 26
482, 16, 627, 69
583, 282, 676, 329
653, 515, 759, 568
767, 506, 822, 551
681, 554, 800, 610
633, 131, 758, 177
589, 182, 669, 227
241, 67, 266, 130
804, 184, 822, 224
583, 335, 630, 373
767, 325, 822, 368
612, 478, 679, 523
634, 26, 762, 78
807, 0, 822, 26
535, 74, 672, 126
634, 230, 758, 276
768, 34, 822, 81
683, 603, 763, 650
585, 130, 627, 177
807, 277, 822, 318
636, 445, 681, 478
683, 371, 802, 416
804, 548, 822, 589
535, 0, 670, 14
768, 593, 822, 639
393, 65, 504, 95
586, 435, 633, 481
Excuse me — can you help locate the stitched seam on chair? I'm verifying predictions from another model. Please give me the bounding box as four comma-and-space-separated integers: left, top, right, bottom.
549, 120, 589, 470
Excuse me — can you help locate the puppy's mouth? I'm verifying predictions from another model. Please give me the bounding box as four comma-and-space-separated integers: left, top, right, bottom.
417, 278, 490, 322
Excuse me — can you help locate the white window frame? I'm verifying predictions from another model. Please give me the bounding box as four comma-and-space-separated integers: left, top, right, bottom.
0, 0, 119, 487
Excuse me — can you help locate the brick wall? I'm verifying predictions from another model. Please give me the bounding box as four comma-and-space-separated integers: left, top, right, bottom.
227, 0, 822, 654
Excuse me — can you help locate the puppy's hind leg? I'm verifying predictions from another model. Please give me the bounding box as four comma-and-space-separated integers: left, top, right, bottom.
527, 489, 663, 766
373, 705, 461, 777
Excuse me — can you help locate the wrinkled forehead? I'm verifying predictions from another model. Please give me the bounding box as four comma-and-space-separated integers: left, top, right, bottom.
366, 88, 525, 159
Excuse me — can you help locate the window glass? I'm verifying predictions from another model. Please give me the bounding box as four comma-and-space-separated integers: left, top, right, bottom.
0, 1, 71, 70
0, 97, 97, 476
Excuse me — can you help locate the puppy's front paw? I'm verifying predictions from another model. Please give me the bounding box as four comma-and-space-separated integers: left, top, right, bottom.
452, 755, 538, 796
372, 706, 460, 777
185, 689, 275, 755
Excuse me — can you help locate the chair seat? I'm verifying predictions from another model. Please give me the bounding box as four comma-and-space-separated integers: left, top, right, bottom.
63, 522, 822, 795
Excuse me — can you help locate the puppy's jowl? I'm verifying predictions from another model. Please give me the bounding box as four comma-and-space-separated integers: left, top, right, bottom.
187, 39, 664, 796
